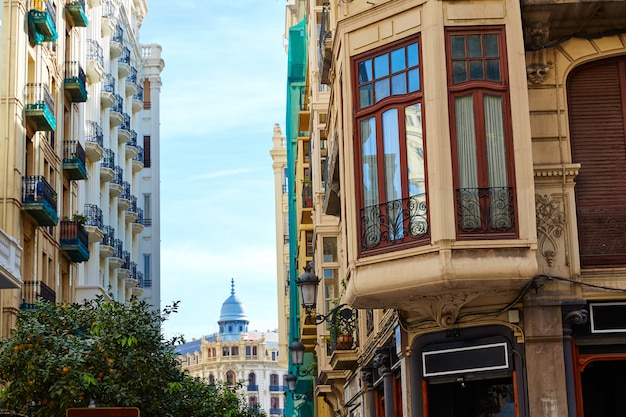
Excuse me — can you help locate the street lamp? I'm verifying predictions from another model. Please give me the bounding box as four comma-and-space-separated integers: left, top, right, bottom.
296, 263, 319, 313
289, 338, 314, 376
285, 373, 297, 392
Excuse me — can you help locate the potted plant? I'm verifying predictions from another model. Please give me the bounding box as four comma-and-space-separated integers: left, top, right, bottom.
333, 308, 355, 350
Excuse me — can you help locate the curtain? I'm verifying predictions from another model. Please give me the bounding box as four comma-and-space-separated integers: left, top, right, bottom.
361, 118, 380, 245
455, 95, 479, 229
484, 94, 511, 228
382, 109, 402, 239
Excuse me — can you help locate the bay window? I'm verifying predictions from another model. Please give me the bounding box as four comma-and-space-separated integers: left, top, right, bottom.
447, 27, 516, 239
354, 36, 429, 255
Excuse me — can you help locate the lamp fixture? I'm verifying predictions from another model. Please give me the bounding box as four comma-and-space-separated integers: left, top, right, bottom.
288, 339, 315, 376
295, 263, 352, 325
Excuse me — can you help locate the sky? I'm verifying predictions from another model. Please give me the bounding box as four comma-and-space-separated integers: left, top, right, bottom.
138, 0, 289, 341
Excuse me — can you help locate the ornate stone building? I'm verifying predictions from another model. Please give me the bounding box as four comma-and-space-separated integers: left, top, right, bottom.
279, 0, 626, 416
177, 281, 287, 416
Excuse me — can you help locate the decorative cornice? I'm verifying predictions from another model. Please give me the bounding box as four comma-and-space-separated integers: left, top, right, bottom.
534, 164, 580, 181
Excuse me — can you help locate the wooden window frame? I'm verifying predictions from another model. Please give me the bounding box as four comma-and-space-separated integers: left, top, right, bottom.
446, 26, 518, 240
352, 34, 430, 257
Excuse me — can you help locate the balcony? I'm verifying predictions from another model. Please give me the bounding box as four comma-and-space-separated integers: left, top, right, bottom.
132, 145, 144, 172
64, 61, 88, 102
126, 131, 138, 158
65, 0, 88, 27
247, 385, 259, 392
60, 220, 90, 263
327, 307, 359, 371
27, 0, 57, 45
110, 25, 124, 58
118, 113, 131, 143
125, 262, 138, 288
269, 385, 286, 392
100, 225, 115, 258
86, 40, 104, 83
22, 176, 58, 226
118, 47, 131, 79
84, 203, 104, 244
109, 239, 123, 269
100, 148, 115, 183
110, 166, 123, 197
62, 140, 87, 180
269, 409, 284, 416
20, 281, 55, 310
132, 87, 144, 113
118, 181, 131, 211
85, 121, 103, 162
360, 194, 430, 256
101, 0, 116, 36
118, 250, 131, 278
132, 271, 145, 297
318, 3, 332, 85
132, 208, 144, 234
110, 94, 124, 127
125, 67, 139, 96
101, 73, 115, 108
24, 83, 56, 132
0, 227, 22, 289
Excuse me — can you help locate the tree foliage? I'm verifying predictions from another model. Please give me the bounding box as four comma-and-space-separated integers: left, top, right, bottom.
0, 298, 264, 417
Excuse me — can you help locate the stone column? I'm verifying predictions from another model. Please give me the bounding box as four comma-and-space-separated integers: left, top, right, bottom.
374, 348, 394, 417
524, 301, 569, 417
361, 367, 376, 417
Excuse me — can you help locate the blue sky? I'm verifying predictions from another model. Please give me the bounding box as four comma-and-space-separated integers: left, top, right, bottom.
138, 0, 288, 340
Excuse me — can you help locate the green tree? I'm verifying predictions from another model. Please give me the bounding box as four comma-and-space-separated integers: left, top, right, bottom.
0, 298, 264, 417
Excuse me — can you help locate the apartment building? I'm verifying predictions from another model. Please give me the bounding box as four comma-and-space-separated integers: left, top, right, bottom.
279, 0, 626, 416
0, 0, 162, 336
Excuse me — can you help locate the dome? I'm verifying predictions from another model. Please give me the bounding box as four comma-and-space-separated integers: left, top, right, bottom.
218, 279, 248, 323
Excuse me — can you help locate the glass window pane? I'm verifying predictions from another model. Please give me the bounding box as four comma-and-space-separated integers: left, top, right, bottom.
359, 60, 373, 83
451, 36, 466, 58
361, 118, 378, 207
453, 62, 467, 84
382, 109, 401, 202
405, 104, 425, 196
323, 237, 337, 262
391, 48, 406, 73
469, 60, 484, 80
484, 95, 507, 188
375, 78, 390, 102
407, 42, 419, 66
454, 95, 478, 189
468, 35, 482, 57
360, 85, 372, 108
408, 68, 420, 92
484, 34, 499, 57
486, 60, 501, 82
374, 54, 389, 78
391, 73, 407, 95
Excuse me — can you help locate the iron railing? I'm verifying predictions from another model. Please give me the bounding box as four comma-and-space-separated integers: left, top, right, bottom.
86, 121, 103, 147
65, 61, 86, 85
121, 250, 131, 269
112, 24, 123, 43
121, 113, 131, 131
455, 187, 515, 236
22, 176, 57, 209
134, 208, 144, 226
327, 307, 358, 354
101, 225, 115, 247
21, 280, 55, 309
112, 238, 123, 259
101, 148, 115, 169
121, 181, 131, 200
63, 140, 86, 165
360, 194, 429, 252
133, 146, 144, 164
111, 94, 123, 113
87, 40, 104, 68
84, 203, 103, 229
102, 73, 115, 93
120, 47, 131, 65
102, 0, 116, 19
127, 130, 137, 147
112, 166, 123, 185
25, 83, 54, 111
132, 86, 144, 102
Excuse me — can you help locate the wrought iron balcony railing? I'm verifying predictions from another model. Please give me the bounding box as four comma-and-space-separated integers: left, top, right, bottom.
21, 280, 56, 310
129, 195, 138, 213
25, 83, 56, 131
119, 47, 131, 65
113, 238, 123, 259
60, 220, 90, 262
102, 73, 115, 93
136, 271, 144, 288
101, 225, 115, 247
22, 176, 58, 226
121, 181, 131, 200
86, 121, 103, 148
111, 94, 123, 113
327, 307, 358, 354
62, 140, 87, 180
112, 24, 123, 43
127, 130, 137, 147
112, 166, 123, 185
132, 86, 144, 102
121, 113, 131, 131
133, 146, 144, 165
87, 40, 104, 68
127, 67, 137, 84
455, 187, 515, 237
134, 208, 144, 226
84, 203, 103, 229
64, 61, 87, 102
102, 148, 115, 169
121, 250, 131, 269
360, 194, 429, 253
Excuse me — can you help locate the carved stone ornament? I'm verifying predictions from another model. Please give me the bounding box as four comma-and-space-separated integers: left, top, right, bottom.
411, 292, 481, 328
536, 194, 566, 267
563, 308, 588, 330
527, 62, 553, 84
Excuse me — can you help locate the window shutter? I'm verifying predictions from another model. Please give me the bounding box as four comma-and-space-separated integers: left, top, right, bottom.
568, 58, 626, 267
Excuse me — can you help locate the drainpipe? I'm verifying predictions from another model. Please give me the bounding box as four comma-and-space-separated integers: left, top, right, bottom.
562, 304, 588, 417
